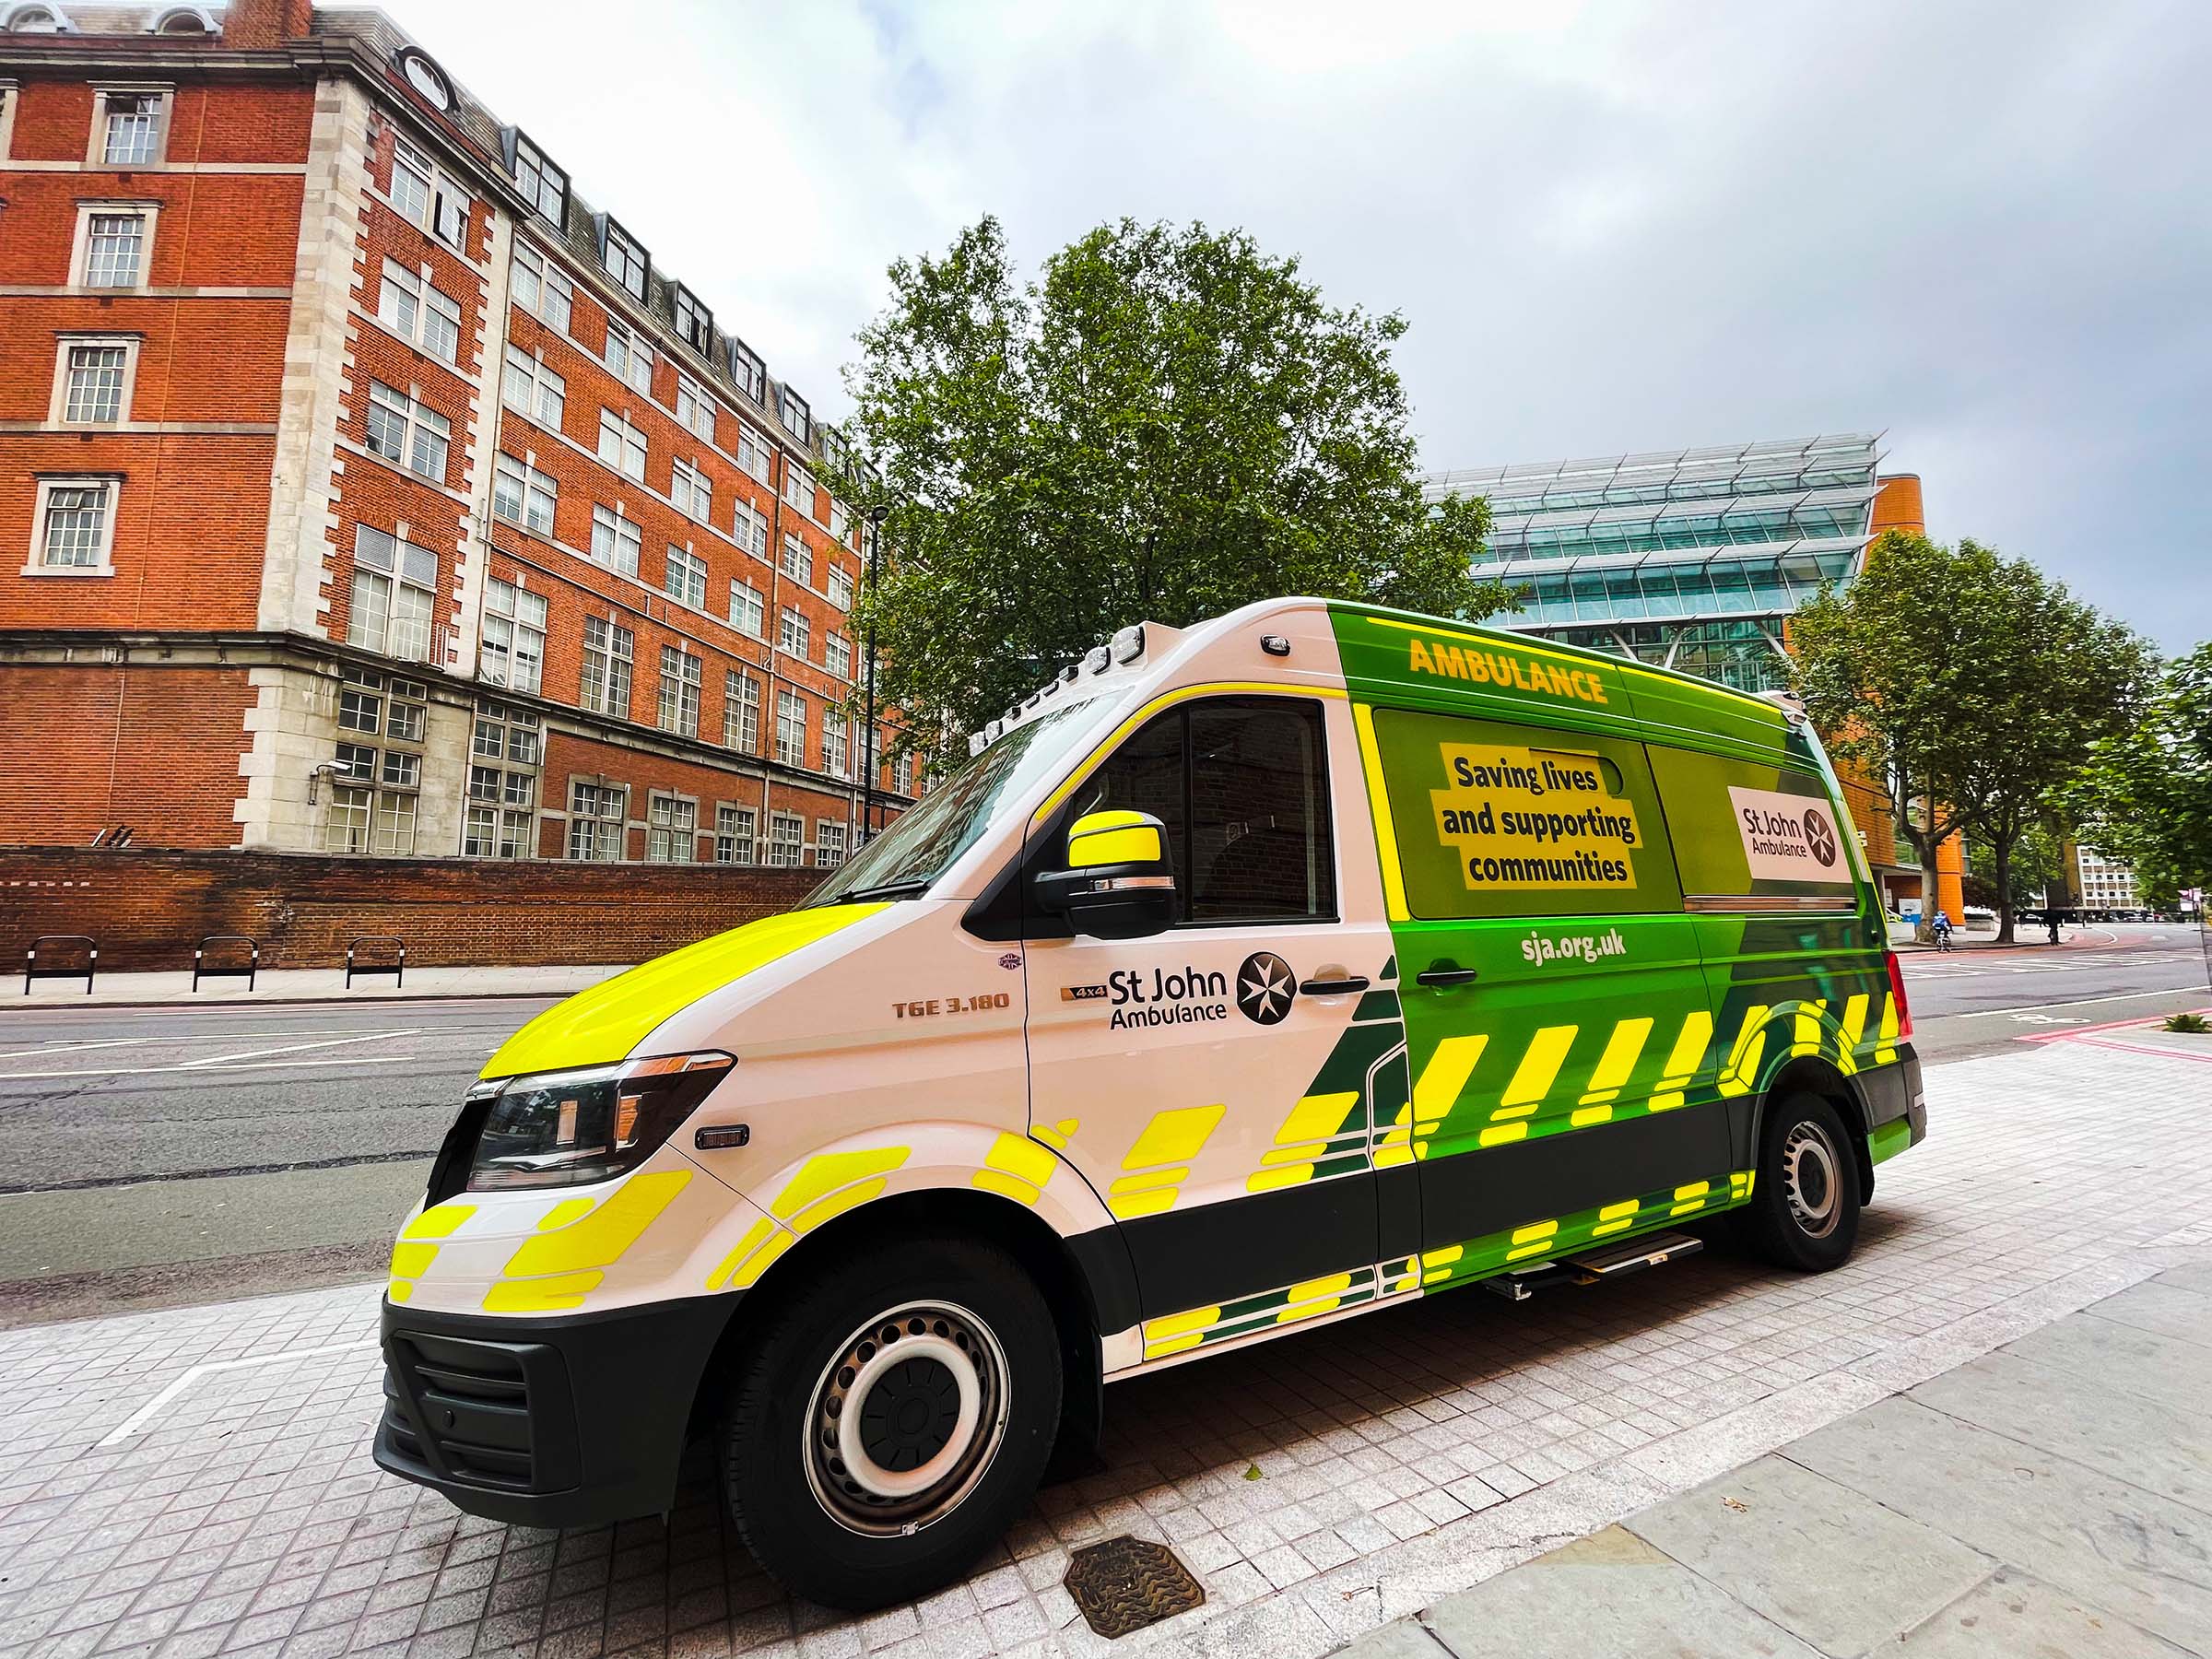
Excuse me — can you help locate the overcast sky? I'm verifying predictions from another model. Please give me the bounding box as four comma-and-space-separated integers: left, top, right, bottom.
404, 0, 2212, 652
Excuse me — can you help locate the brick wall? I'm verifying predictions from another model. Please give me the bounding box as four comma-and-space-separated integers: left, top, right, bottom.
0, 844, 823, 970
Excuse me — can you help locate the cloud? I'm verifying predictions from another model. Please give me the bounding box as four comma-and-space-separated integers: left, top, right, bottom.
399, 0, 2212, 650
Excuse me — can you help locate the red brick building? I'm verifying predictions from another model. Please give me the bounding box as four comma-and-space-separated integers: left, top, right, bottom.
0, 0, 911, 870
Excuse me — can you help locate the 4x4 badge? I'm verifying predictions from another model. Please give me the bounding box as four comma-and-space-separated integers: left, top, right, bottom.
1236, 953, 1296, 1025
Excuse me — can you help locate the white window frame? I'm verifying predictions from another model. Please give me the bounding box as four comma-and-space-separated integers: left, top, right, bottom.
656, 644, 702, 737
566, 779, 628, 861
816, 818, 848, 869
364, 380, 451, 481
491, 452, 558, 535
734, 500, 768, 561
50, 335, 139, 425
672, 287, 713, 359
512, 241, 573, 333
392, 137, 470, 250
600, 217, 650, 301
92, 86, 169, 167
724, 669, 760, 752
580, 615, 634, 717
23, 476, 120, 576
774, 688, 806, 766
730, 337, 765, 404
72, 201, 157, 290
783, 461, 816, 517
645, 791, 698, 863
778, 604, 810, 659
663, 543, 708, 610
597, 408, 647, 480
674, 372, 714, 441
669, 457, 713, 523
479, 578, 547, 695
347, 524, 439, 663
729, 579, 764, 639
824, 631, 853, 680
589, 503, 641, 577
735, 423, 771, 485
506, 129, 568, 226
780, 387, 811, 445
604, 319, 653, 395
779, 534, 811, 584
821, 709, 849, 779
500, 344, 565, 429
767, 810, 805, 868
376, 259, 461, 364
714, 802, 757, 865
826, 562, 853, 610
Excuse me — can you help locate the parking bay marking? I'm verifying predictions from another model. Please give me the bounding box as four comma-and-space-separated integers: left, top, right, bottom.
95, 1340, 380, 1449
0, 1028, 424, 1079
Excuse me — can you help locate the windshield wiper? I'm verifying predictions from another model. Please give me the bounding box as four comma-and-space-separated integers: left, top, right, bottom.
835, 877, 935, 903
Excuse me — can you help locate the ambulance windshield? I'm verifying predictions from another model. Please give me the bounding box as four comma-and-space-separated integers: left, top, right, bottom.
806, 699, 1106, 907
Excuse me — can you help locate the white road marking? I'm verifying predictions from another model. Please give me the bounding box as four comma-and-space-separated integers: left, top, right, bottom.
0, 1055, 419, 1080
0, 1037, 155, 1061
1959, 987, 2212, 1018
95, 1340, 378, 1448
171, 1030, 422, 1069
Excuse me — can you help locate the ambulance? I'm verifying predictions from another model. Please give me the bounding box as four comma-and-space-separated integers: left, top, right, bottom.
375, 597, 1925, 1608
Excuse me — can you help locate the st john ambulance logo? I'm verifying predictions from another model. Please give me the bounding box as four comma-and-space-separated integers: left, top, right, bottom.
1236, 953, 1297, 1025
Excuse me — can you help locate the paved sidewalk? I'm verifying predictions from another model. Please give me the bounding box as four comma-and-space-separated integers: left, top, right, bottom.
0, 1031, 2207, 1659
1338, 1265, 2212, 1658
9, 962, 625, 1007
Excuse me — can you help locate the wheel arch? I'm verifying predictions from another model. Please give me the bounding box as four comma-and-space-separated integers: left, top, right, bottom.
1750, 1053, 1877, 1201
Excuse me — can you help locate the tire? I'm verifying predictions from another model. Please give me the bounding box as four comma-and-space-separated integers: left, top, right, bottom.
719, 1232, 1062, 1610
1745, 1093, 1861, 1272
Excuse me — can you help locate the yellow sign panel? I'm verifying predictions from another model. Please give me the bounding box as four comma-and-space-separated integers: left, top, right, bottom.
1428, 744, 1644, 892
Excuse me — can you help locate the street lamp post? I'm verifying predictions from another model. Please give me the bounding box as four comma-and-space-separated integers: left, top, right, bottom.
859, 504, 888, 843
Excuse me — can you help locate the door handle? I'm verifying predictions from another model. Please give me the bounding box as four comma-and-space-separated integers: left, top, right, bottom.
1299, 975, 1370, 996
1415, 963, 1479, 988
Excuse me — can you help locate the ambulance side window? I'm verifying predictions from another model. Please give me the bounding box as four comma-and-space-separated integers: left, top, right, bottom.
1077, 697, 1335, 925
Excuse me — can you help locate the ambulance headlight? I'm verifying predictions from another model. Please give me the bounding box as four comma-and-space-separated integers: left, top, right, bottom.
457, 1052, 734, 1192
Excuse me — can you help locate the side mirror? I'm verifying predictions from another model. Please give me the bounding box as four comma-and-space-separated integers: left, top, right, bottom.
1034, 809, 1177, 939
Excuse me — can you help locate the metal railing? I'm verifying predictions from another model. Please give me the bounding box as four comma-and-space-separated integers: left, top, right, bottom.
346, 935, 406, 989
192, 935, 259, 993
24, 935, 97, 995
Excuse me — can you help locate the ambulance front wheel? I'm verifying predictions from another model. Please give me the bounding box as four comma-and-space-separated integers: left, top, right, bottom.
718, 1232, 1063, 1610
1746, 1093, 1861, 1272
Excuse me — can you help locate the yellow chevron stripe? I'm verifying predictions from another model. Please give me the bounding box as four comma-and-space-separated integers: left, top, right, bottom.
1580, 1017, 1653, 1106
1649, 1010, 1713, 1112
1500, 1026, 1577, 1112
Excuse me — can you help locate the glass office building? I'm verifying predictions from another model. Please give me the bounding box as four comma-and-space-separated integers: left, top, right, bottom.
1425, 433, 1885, 692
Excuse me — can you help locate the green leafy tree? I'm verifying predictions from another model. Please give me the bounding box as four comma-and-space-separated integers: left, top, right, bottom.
1791, 533, 2153, 943
2064, 643, 2212, 914
843, 216, 1513, 749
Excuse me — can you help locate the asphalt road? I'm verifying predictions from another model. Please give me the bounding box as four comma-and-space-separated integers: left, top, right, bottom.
0, 925, 2203, 1326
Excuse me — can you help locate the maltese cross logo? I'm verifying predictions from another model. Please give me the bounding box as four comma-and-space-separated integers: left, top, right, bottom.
1236, 952, 1297, 1025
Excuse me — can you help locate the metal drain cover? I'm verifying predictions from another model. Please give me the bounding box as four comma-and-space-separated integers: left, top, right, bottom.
1064, 1535, 1206, 1637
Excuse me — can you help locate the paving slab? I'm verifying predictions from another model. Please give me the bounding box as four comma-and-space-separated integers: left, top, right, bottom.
1877, 1566, 2190, 1658
1783, 1395, 2212, 1652
1999, 1303, 2212, 1416
1624, 1453, 1994, 1656
2157, 1259, 2212, 1297
2073, 1277, 2212, 1347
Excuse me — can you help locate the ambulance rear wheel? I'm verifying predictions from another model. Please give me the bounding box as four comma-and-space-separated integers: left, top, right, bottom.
1746, 1094, 1860, 1272
718, 1233, 1062, 1610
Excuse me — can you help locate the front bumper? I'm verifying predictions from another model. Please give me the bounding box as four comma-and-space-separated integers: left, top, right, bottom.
375, 1291, 740, 1528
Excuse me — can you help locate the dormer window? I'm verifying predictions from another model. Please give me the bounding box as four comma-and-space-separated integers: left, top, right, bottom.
394, 48, 453, 113
599, 217, 649, 302
503, 128, 567, 226
6, 3, 71, 30
780, 385, 811, 445
671, 285, 713, 358
729, 338, 765, 404
150, 6, 215, 32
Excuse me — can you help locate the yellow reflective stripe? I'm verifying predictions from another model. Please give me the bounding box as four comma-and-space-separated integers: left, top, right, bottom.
401, 1203, 476, 1241
389, 1241, 437, 1278
1033, 682, 1348, 826
706, 1218, 776, 1290
1793, 1000, 1828, 1057
1478, 1123, 1527, 1147
1413, 1036, 1488, 1123
1512, 1219, 1558, 1244
1033, 1116, 1079, 1150
1649, 1010, 1713, 1111
1144, 1304, 1220, 1340
1278, 1271, 1355, 1324
1877, 993, 1900, 1065
535, 1197, 594, 1231
501, 1170, 691, 1278
1068, 822, 1161, 865
1272, 1091, 1361, 1147
1718, 1006, 1770, 1098
1351, 701, 1409, 921
1580, 1018, 1653, 1106
771, 1147, 910, 1223
1837, 994, 1869, 1076
483, 1272, 602, 1312
1570, 1105, 1614, 1127
1110, 1167, 1189, 1195
729, 1230, 794, 1288
1421, 1244, 1465, 1268
1501, 1026, 1577, 1110
1124, 1104, 1226, 1170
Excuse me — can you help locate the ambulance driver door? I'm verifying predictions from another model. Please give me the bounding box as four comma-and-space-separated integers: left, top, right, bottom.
1021, 695, 1390, 1331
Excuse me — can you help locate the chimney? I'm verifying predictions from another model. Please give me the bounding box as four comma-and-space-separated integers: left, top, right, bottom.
224, 0, 313, 49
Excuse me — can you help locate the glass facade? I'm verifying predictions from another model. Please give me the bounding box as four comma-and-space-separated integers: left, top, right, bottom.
1427, 434, 1882, 692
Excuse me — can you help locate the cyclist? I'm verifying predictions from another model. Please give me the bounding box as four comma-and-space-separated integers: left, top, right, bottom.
1931, 907, 1954, 952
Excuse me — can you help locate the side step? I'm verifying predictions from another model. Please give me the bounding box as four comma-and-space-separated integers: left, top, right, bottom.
1481, 1230, 1704, 1301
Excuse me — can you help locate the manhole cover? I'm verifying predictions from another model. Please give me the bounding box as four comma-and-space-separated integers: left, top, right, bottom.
1063, 1535, 1206, 1638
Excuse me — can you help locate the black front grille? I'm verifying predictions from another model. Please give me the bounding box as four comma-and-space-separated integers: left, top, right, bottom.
381, 1330, 577, 1493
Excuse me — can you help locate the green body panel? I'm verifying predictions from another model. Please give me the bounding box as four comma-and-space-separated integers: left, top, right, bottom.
1324, 602, 1912, 1281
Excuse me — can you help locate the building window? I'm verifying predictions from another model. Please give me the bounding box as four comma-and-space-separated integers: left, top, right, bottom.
600, 218, 649, 301
735, 424, 771, 484
730, 338, 766, 403
500, 345, 564, 428
479, 578, 547, 693
512, 242, 572, 333
597, 408, 647, 480
821, 709, 849, 778
505, 129, 568, 225
780, 387, 810, 444
729, 579, 764, 639
778, 605, 809, 659
567, 780, 627, 861
55, 339, 134, 424
774, 688, 806, 766
646, 793, 696, 863
348, 524, 437, 663
590, 504, 641, 576
491, 453, 557, 535
895, 750, 913, 795
27, 477, 118, 573
724, 669, 760, 751
579, 615, 633, 716
714, 803, 756, 865
828, 499, 849, 543
817, 819, 847, 869
603, 320, 653, 395
663, 543, 708, 609
78, 206, 150, 288
783, 461, 815, 517
376, 260, 461, 364
779, 534, 810, 584
657, 644, 701, 736
672, 286, 713, 357
826, 562, 853, 611
324, 672, 424, 855
99, 89, 165, 165
364, 381, 450, 480
391, 138, 469, 248
767, 811, 804, 867
670, 458, 712, 522
824, 631, 853, 680
674, 373, 714, 441
734, 500, 768, 560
